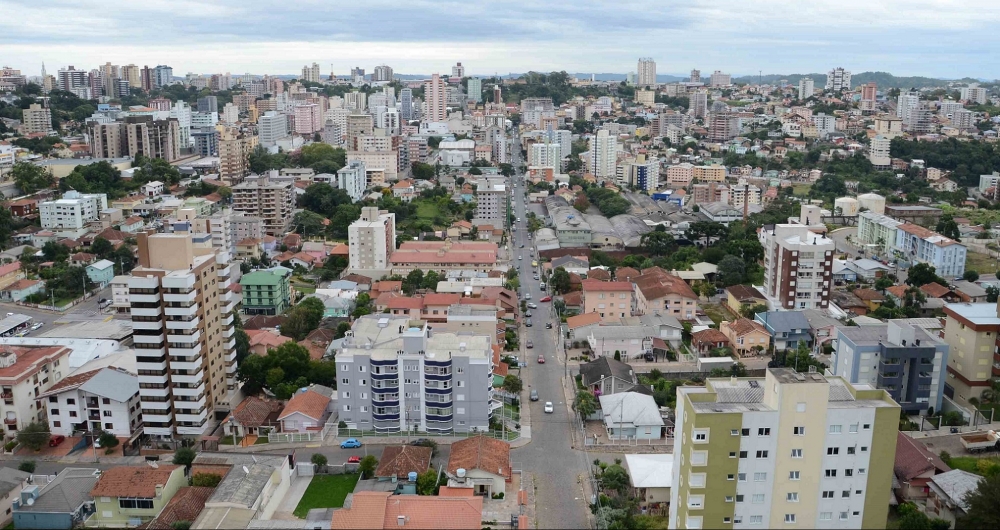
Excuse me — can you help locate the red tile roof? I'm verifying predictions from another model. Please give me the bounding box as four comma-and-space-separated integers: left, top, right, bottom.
278, 389, 331, 422
582, 279, 632, 292
727, 318, 767, 336
375, 445, 433, 479
91, 465, 181, 498
227, 396, 282, 428
566, 312, 603, 329
920, 283, 952, 299
692, 328, 730, 347
615, 267, 640, 282
894, 432, 950, 481
0, 346, 70, 385
852, 288, 885, 301
146, 487, 215, 530
447, 435, 511, 479
331, 491, 483, 530
587, 268, 611, 281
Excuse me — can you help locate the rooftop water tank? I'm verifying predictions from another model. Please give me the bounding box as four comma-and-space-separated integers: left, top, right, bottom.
408, 471, 418, 482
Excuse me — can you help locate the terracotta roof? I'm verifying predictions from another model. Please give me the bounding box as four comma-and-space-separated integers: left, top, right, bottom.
375, 445, 433, 479
228, 396, 283, 428
898, 222, 936, 239
566, 312, 603, 329
343, 273, 374, 285
423, 293, 461, 306
727, 285, 765, 300
852, 288, 885, 301
886, 285, 908, 298
91, 465, 181, 498
0, 261, 21, 276
386, 296, 425, 310
332, 491, 483, 530
447, 435, 511, 479
615, 267, 640, 282
727, 318, 767, 336
582, 279, 632, 292
692, 328, 730, 347
3, 279, 41, 292
894, 432, 950, 481
920, 283, 951, 299
278, 389, 331, 422
584, 268, 610, 280
38, 369, 100, 396
246, 329, 294, 349
236, 237, 261, 246
634, 269, 698, 301
242, 315, 286, 330
437, 486, 476, 497
71, 252, 95, 262
124, 216, 143, 225
372, 280, 402, 293
146, 487, 214, 530
0, 346, 69, 384
562, 291, 583, 306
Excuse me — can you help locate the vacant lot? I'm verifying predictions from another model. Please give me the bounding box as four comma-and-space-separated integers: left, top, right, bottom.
293, 473, 359, 517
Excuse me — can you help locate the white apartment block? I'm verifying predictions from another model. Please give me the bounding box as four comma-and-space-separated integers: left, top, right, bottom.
474, 179, 507, 227
39, 191, 108, 235
348, 207, 396, 272
347, 150, 398, 181
231, 174, 294, 235
798, 78, 815, 101
258, 111, 289, 148
730, 180, 762, 208
302, 62, 321, 83
590, 129, 617, 179
529, 142, 562, 169
896, 93, 920, 121
709, 70, 731, 87
759, 224, 835, 309
345, 91, 367, 112
0, 345, 72, 435
221, 103, 239, 125
689, 91, 709, 118
825, 68, 851, 91
41, 366, 141, 437
129, 231, 240, 438
637, 58, 656, 87
338, 160, 367, 202
868, 135, 891, 169
856, 211, 902, 256
959, 85, 988, 105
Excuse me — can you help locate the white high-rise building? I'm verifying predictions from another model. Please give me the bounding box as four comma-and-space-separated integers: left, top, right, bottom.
709, 70, 731, 87
637, 58, 656, 87
825, 67, 851, 91
590, 129, 618, 179
959, 84, 988, 105
424, 73, 448, 123
451, 62, 465, 78
221, 103, 239, 125
337, 160, 367, 202
373, 64, 394, 82
302, 62, 321, 83
798, 78, 815, 100
345, 91, 367, 112
40, 191, 108, 234
868, 135, 891, 169
467, 78, 482, 103
348, 207, 396, 272
529, 142, 562, 169
169, 101, 193, 148
896, 92, 920, 121
474, 178, 507, 227
257, 111, 289, 148
689, 90, 709, 118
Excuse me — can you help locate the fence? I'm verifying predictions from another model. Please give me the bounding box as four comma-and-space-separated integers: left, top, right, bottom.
338, 428, 519, 442
267, 420, 339, 444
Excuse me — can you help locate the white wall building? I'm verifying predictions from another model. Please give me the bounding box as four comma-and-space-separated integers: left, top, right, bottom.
41, 366, 141, 437
825, 67, 852, 91
337, 160, 367, 203
798, 78, 815, 101
258, 111, 289, 148
590, 130, 618, 179
348, 207, 396, 272
39, 191, 108, 235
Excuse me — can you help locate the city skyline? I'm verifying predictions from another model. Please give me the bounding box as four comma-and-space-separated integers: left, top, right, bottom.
3, 0, 998, 79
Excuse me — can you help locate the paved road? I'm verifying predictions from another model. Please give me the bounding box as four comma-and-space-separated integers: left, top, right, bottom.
507, 154, 594, 529
0, 286, 113, 334
829, 227, 909, 283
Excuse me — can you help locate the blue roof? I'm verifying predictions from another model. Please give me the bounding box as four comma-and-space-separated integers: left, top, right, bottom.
755, 311, 811, 333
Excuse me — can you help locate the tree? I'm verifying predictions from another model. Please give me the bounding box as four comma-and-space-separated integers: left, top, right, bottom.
18, 460, 36, 473
173, 447, 196, 467
573, 390, 598, 419
959, 468, 1000, 528
501, 374, 523, 394
191, 473, 223, 487
550, 267, 571, 294
964, 270, 981, 282
573, 194, 590, 212
41, 241, 70, 263
717, 255, 747, 286
403, 269, 424, 295
641, 230, 676, 257
280, 298, 326, 340
90, 237, 114, 259
987, 286, 999, 303
411, 162, 435, 180
936, 214, 961, 241
98, 431, 119, 449
415, 469, 438, 495
311, 453, 328, 470
905, 262, 947, 287
358, 455, 378, 479
740, 303, 768, 319
16, 421, 50, 451
11, 162, 55, 194
874, 276, 894, 292
299, 143, 346, 171
293, 211, 326, 238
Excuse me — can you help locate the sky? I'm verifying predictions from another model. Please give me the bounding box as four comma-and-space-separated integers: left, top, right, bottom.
3, 0, 998, 80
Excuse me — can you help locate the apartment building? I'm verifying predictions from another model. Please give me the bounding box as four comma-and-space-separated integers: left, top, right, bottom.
129, 231, 240, 438
292, 104, 322, 134
868, 135, 891, 169
894, 223, 966, 278
730, 181, 762, 208
348, 207, 396, 273
39, 191, 108, 237
689, 90, 709, 118
338, 160, 367, 203
637, 58, 656, 87
959, 85, 988, 105
626, 156, 659, 192
231, 174, 294, 235
473, 179, 507, 227
833, 321, 948, 414
691, 183, 730, 205
856, 211, 902, 256
217, 127, 257, 185
424, 73, 448, 123
669, 368, 899, 530
239, 269, 291, 316
590, 130, 617, 179
529, 142, 562, 169
582, 279, 635, 322
710, 70, 732, 87
334, 315, 496, 434
40, 366, 141, 437
941, 303, 1000, 407
633, 267, 699, 320
667, 163, 695, 187
22, 103, 51, 135
347, 150, 398, 181
0, 345, 72, 434
257, 111, 288, 148
759, 224, 835, 310
88, 117, 181, 161
798, 78, 815, 101
301, 62, 321, 83
825, 67, 852, 91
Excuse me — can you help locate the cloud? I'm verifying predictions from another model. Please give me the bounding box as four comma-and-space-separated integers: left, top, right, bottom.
1, 0, 996, 78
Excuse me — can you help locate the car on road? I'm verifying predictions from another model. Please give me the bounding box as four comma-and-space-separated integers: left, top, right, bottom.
527, 302, 537, 309
540, 296, 552, 302
531, 260, 538, 267
31, 323, 43, 331
519, 244, 524, 248
537, 355, 545, 363
539, 283, 546, 291
544, 402, 554, 413
518, 255, 522, 260
410, 438, 432, 447
524, 293, 531, 300
525, 319, 532, 327
5, 313, 12, 317
340, 438, 363, 448
526, 340, 533, 349
530, 390, 539, 401
525, 311, 532, 317
346, 456, 362, 464
545, 322, 553, 329
48, 435, 65, 447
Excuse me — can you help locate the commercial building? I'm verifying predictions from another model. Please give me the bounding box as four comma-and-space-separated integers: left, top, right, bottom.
637, 58, 656, 87
669, 368, 899, 530
942, 303, 1000, 407
709, 71, 731, 87
334, 315, 498, 434
348, 207, 396, 273
759, 224, 835, 310
825, 67, 852, 91
467, 77, 482, 102
389, 240, 498, 276
257, 111, 288, 148
128, 230, 240, 437
833, 321, 948, 414
231, 174, 294, 235
239, 268, 291, 316
22, 103, 51, 134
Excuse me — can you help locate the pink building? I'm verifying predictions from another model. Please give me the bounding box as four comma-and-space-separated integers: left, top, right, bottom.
293, 103, 322, 134
582, 279, 635, 322
666, 163, 694, 187
424, 73, 447, 123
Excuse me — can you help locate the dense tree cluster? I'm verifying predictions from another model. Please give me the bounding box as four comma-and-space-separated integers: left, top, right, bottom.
237, 342, 336, 399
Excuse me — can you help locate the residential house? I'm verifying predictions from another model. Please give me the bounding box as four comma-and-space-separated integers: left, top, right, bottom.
894, 432, 951, 502
446, 435, 512, 497
566, 312, 603, 342
551, 255, 589, 276
144, 486, 214, 530
0, 468, 30, 527
921, 282, 961, 303
588, 268, 612, 281
587, 325, 654, 360
306, 291, 356, 317
637, 313, 685, 349
846, 258, 891, 281
624, 454, 672, 513
830, 290, 869, 315
754, 310, 813, 351
39, 366, 141, 437
853, 288, 886, 312
691, 328, 730, 355
633, 267, 699, 320
719, 318, 771, 357
802, 308, 841, 349
375, 445, 433, 480
0, 262, 24, 292
88, 465, 186, 527
70, 253, 96, 267
599, 391, 664, 440
246, 329, 294, 355
615, 267, 640, 282
926, 470, 981, 528
832, 260, 858, 284
582, 279, 635, 322
562, 290, 583, 313
725, 285, 767, 316
85, 259, 116, 287
952, 280, 987, 302
190, 453, 292, 527
579, 357, 637, 396
298, 328, 337, 360
277, 385, 333, 433
13, 468, 100, 530
0, 279, 44, 302
331, 492, 483, 530
235, 238, 262, 261
224, 396, 283, 438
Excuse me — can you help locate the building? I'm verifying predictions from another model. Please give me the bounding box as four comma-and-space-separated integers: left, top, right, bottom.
85, 259, 115, 288
389, 240, 497, 276
13, 468, 101, 530
88, 465, 187, 527
334, 315, 497, 434
39, 191, 108, 236
833, 321, 948, 414
0, 345, 73, 434
189, 452, 291, 527
467, 77, 482, 103
582, 278, 635, 322
720, 317, 771, 356
337, 160, 367, 202
868, 135, 891, 169
709, 70, 731, 87
0, 467, 29, 527
689, 90, 708, 118
217, 126, 256, 185
473, 178, 507, 227
637, 58, 656, 87
331, 491, 483, 530
400, 88, 414, 120
424, 73, 448, 123
257, 111, 288, 148
669, 368, 900, 530
579, 357, 638, 396
798, 78, 815, 101
529, 142, 562, 169
759, 224, 835, 309
239, 269, 291, 316
128, 231, 240, 437
231, 174, 294, 235
292, 103, 322, 134
959, 84, 988, 105
942, 303, 1000, 407
301, 62, 321, 83
590, 129, 617, 179
445, 435, 511, 497
600, 391, 664, 440
348, 207, 396, 273
894, 223, 966, 278
627, 155, 659, 192
22, 103, 51, 134
926, 469, 981, 527
825, 67, 852, 91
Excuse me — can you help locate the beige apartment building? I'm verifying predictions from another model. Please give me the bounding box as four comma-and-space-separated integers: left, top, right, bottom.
348, 207, 396, 273
22, 103, 52, 135
942, 302, 1000, 407
89, 116, 181, 162
129, 231, 240, 438
693, 164, 726, 182
231, 174, 294, 235
217, 126, 257, 186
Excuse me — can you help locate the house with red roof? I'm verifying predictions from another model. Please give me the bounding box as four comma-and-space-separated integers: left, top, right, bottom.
278, 385, 334, 433
894, 432, 950, 502
582, 278, 635, 323
389, 240, 499, 276
331, 491, 483, 530
633, 267, 699, 320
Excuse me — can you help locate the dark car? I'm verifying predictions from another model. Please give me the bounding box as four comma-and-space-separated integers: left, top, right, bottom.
48, 435, 66, 447
545, 322, 553, 329
526, 340, 533, 349
410, 438, 432, 447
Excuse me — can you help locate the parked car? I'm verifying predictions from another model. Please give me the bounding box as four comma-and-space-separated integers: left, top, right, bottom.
525, 319, 532, 327
544, 402, 554, 413
545, 322, 553, 329
525, 293, 531, 300
530, 390, 539, 401
340, 438, 363, 448
48, 435, 65, 447
526, 340, 533, 349
346, 456, 362, 464
527, 302, 537, 309
525, 311, 532, 318
540, 296, 552, 302
31, 323, 43, 331
410, 438, 432, 447
644, 352, 655, 362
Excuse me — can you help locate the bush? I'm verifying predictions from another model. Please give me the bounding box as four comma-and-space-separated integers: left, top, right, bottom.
358, 455, 378, 479
191, 473, 223, 487
98, 431, 119, 449
18, 460, 35, 473
311, 453, 328, 468
4, 440, 18, 452
173, 447, 196, 467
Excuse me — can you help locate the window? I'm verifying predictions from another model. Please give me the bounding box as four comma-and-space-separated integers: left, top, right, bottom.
827, 447, 839, 455
727, 474, 735, 481
103, 410, 112, 417
840, 512, 849, 521
50, 408, 59, 415
823, 491, 834, 499
738, 473, 747, 482
861, 446, 869, 452
342, 391, 350, 399
789, 471, 800, 480
689, 473, 706, 488
784, 514, 796, 523
341, 378, 349, 385
848, 446, 856, 455
119, 498, 155, 509
731, 429, 739, 436
754, 472, 767, 482
693, 429, 709, 442
793, 426, 805, 435
48, 396, 57, 403
343, 405, 351, 412
842, 490, 850, 498
691, 451, 707, 466
723, 517, 732, 524
734, 516, 743, 524
856, 490, 863, 495
845, 469, 853, 477
685, 516, 703, 529
749, 515, 763, 525
741, 428, 750, 436
67, 398, 75, 405
758, 427, 771, 436
687, 494, 704, 509
756, 450, 769, 458
739, 451, 748, 458
829, 424, 842, 434
729, 451, 737, 458
796, 402, 806, 412
791, 449, 802, 458
849, 423, 859, 433
820, 512, 833, 521
53, 421, 61, 427
725, 496, 734, 503
787, 492, 799, 502
752, 494, 765, 504
859, 468, 867, 475
736, 494, 744, 502
853, 511, 860, 516
863, 423, 871, 430
825, 469, 837, 478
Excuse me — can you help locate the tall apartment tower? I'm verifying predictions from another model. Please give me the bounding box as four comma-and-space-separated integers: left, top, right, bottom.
825, 67, 851, 91
122, 64, 141, 88
424, 73, 448, 123
348, 207, 396, 272
231, 174, 294, 235
466, 78, 482, 103
689, 69, 701, 83
373, 64, 394, 82
218, 126, 256, 186
153, 65, 173, 88
400, 88, 414, 120
759, 222, 835, 309
590, 129, 618, 180
22, 103, 52, 135
637, 58, 656, 87
302, 62, 321, 83
257, 111, 289, 148
129, 230, 240, 438
58, 66, 88, 92
451, 62, 465, 79
798, 78, 815, 101
689, 90, 709, 118
473, 178, 508, 227
710, 70, 732, 87
669, 368, 899, 530
959, 84, 988, 105
942, 303, 1000, 407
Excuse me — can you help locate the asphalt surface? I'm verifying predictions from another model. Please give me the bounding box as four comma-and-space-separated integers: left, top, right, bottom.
0, 286, 113, 335
829, 226, 909, 283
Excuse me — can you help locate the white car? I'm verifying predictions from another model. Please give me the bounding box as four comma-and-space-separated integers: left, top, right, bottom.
544, 402, 554, 413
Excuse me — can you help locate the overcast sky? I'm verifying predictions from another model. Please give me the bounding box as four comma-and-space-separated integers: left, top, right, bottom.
3, 0, 997, 79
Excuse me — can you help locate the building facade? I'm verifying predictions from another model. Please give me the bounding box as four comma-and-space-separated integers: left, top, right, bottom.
239, 269, 291, 316
942, 303, 1000, 407
231, 174, 294, 235
348, 207, 396, 272
759, 225, 835, 309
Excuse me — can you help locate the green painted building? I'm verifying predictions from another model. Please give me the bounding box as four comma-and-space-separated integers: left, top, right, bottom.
239, 268, 292, 316
88, 465, 187, 527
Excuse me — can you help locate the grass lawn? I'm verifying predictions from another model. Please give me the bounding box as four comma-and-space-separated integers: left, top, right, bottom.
293, 474, 359, 517
701, 303, 732, 326
415, 202, 441, 221
944, 455, 1000, 476
293, 285, 317, 295
634, 515, 670, 529
792, 183, 813, 196
965, 250, 1000, 275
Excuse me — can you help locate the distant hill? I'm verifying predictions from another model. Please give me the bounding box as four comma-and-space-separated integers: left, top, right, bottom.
731, 71, 982, 89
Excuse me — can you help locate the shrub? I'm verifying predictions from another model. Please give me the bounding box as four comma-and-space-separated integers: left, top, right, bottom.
98, 431, 119, 449
16, 422, 50, 451
173, 447, 196, 467
191, 473, 223, 487
311, 453, 328, 468
18, 460, 35, 473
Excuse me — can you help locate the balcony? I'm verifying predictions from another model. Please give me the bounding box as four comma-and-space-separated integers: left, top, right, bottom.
167, 330, 201, 344
169, 360, 203, 371
142, 412, 173, 423
372, 394, 399, 406
131, 306, 163, 318
170, 345, 202, 358
138, 373, 168, 385
135, 346, 167, 358
132, 320, 164, 331
139, 386, 170, 398
372, 382, 400, 392
165, 304, 199, 317
225, 350, 237, 363
171, 371, 205, 384
225, 363, 237, 375
993, 363, 1000, 377
373, 411, 401, 421
166, 318, 201, 331
140, 399, 172, 410
136, 360, 168, 372
133, 333, 166, 345
425, 412, 453, 422
4, 416, 16, 426
129, 293, 161, 304
163, 290, 197, 304
372, 372, 399, 381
